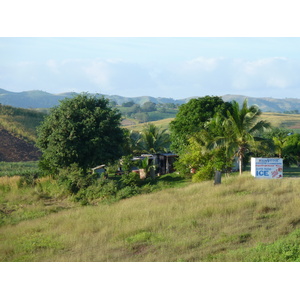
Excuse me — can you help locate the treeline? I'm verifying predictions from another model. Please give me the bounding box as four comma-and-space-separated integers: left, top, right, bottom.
170, 96, 300, 183
112, 100, 179, 122
283, 109, 299, 114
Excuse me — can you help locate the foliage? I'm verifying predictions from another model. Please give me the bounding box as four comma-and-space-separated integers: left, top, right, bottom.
214, 99, 271, 174
0, 103, 46, 142
0, 161, 39, 177
141, 101, 156, 112
17, 172, 40, 188
192, 162, 215, 182
175, 132, 232, 182
135, 123, 170, 154
77, 178, 119, 204
170, 96, 232, 153
120, 155, 136, 174
57, 163, 96, 194
283, 133, 300, 165
119, 172, 141, 188
37, 94, 125, 175
122, 101, 135, 107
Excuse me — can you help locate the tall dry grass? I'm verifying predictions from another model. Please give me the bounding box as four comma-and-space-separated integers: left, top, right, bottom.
1, 173, 300, 262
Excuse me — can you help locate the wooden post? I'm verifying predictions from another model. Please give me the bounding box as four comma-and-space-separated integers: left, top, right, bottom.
214, 170, 222, 185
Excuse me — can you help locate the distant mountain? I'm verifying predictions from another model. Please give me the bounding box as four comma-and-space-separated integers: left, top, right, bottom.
222, 94, 300, 113
1, 88, 300, 112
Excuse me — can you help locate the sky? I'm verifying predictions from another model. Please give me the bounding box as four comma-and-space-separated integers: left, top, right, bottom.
1, 1, 300, 100
2, 37, 300, 99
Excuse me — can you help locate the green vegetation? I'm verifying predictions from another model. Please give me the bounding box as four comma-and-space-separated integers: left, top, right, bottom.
126, 123, 171, 154
0, 103, 46, 142
37, 94, 125, 175
117, 103, 178, 123
1, 171, 300, 261
2, 94, 300, 262
0, 161, 39, 177
170, 96, 231, 153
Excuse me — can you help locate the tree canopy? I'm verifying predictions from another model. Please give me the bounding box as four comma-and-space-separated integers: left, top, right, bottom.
136, 124, 170, 154
37, 94, 125, 175
170, 96, 232, 153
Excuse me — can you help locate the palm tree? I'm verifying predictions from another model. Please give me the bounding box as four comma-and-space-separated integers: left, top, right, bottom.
209, 100, 271, 175
135, 124, 171, 154
222, 99, 271, 174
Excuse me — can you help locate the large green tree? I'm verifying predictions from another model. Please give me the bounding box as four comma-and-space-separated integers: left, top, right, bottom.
37, 94, 125, 175
170, 96, 232, 153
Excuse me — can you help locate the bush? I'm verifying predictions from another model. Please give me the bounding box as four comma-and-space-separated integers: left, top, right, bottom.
192, 164, 215, 182
57, 163, 96, 194
84, 178, 118, 201
119, 172, 141, 188
17, 172, 40, 188
116, 185, 139, 200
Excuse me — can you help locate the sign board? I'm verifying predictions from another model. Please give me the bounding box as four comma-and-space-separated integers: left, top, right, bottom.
251, 157, 283, 179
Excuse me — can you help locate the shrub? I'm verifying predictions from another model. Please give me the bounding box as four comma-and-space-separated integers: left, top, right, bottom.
17, 171, 40, 188
119, 172, 141, 188
116, 185, 139, 200
84, 178, 118, 202
192, 164, 214, 182
57, 163, 96, 194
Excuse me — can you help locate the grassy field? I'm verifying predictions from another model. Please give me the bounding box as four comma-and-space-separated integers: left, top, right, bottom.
0, 161, 39, 177
261, 112, 300, 133
1, 169, 300, 262
122, 112, 300, 133
122, 117, 174, 132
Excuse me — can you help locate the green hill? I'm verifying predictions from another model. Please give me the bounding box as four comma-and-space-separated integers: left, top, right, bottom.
2, 88, 300, 112
1, 172, 300, 262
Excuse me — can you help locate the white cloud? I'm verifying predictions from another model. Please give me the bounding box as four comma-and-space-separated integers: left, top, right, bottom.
2, 55, 300, 98
185, 57, 223, 72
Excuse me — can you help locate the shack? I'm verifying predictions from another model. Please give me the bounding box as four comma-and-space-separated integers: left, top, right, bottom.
91, 165, 107, 177
155, 153, 178, 175
135, 153, 178, 176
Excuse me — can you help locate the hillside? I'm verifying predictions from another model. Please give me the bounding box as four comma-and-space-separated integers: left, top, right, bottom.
123, 113, 300, 133
0, 128, 41, 162
0, 104, 44, 162
1, 172, 300, 262
2, 88, 300, 112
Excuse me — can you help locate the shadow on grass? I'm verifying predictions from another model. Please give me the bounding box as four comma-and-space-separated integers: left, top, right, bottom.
158, 174, 186, 182
283, 165, 300, 177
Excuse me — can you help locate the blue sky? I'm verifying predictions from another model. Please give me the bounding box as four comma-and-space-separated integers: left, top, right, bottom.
2, 37, 300, 99
1, 0, 300, 100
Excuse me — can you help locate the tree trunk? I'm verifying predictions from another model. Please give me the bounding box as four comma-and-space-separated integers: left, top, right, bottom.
214, 170, 222, 185
239, 154, 243, 175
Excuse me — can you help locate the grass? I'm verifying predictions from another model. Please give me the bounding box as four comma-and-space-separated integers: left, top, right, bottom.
122, 118, 174, 132
261, 112, 300, 133
1, 171, 300, 261
0, 105, 46, 142
0, 161, 39, 177
283, 165, 300, 177
121, 112, 300, 133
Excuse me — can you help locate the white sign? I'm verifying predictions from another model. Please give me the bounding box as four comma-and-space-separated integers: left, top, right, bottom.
251, 157, 283, 179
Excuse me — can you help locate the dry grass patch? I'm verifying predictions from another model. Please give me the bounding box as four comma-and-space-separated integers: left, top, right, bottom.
1, 173, 300, 261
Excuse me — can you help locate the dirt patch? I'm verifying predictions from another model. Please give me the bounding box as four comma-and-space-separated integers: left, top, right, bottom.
0, 128, 41, 162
